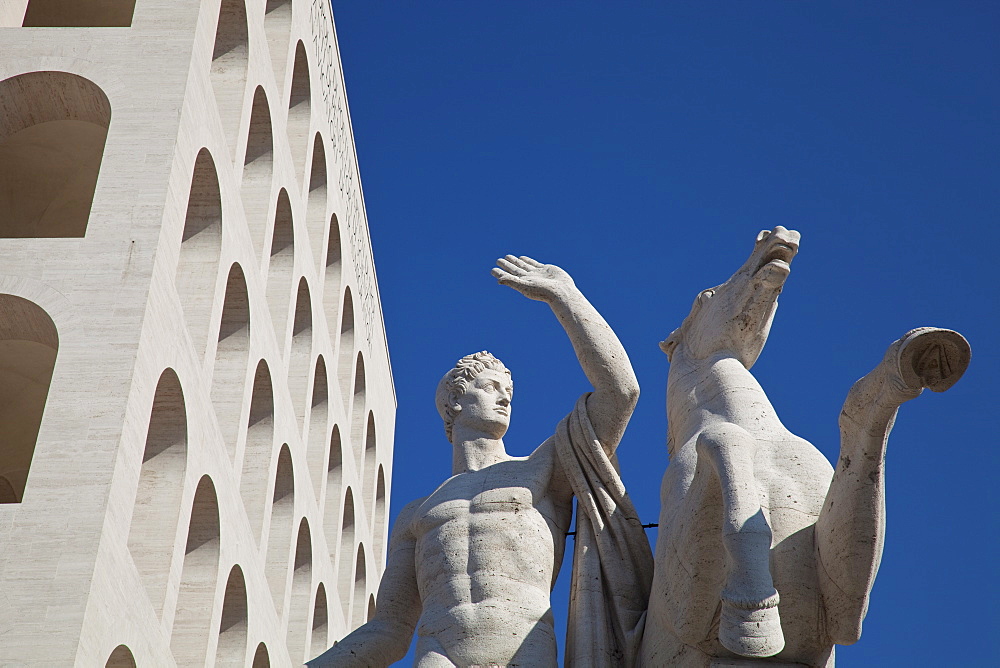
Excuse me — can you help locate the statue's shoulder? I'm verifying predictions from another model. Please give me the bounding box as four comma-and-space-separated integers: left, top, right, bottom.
525, 436, 573, 498
526, 434, 557, 463
393, 495, 429, 532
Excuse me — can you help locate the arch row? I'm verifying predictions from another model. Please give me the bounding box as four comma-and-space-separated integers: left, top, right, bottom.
173, 146, 342, 351
204, 0, 345, 277
174, 2, 355, 456
129, 367, 380, 647
124, 422, 339, 663
165, 254, 371, 527
1, 3, 390, 660
122, 2, 385, 655
172, 140, 347, 433
112, 383, 373, 668
121, 360, 377, 659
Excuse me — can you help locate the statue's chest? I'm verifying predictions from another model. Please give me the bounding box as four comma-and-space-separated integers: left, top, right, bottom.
415, 463, 545, 537
469, 485, 537, 516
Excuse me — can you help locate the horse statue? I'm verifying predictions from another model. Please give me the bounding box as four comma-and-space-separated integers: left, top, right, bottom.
641, 226, 970, 667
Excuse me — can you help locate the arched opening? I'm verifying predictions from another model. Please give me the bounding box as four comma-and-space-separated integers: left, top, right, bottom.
211, 264, 251, 460
128, 369, 186, 616
367, 594, 376, 623
323, 425, 343, 545
307, 356, 329, 499
288, 278, 312, 426
0, 71, 111, 237
374, 465, 387, 565
265, 188, 294, 345
251, 643, 270, 668
310, 583, 329, 658
263, 0, 293, 87
286, 519, 313, 663
337, 488, 355, 620
240, 360, 273, 543
306, 134, 327, 255
22, 0, 135, 26
286, 42, 310, 181
176, 148, 222, 359
104, 644, 136, 668
350, 354, 367, 457
337, 288, 354, 402
210, 0, 249, 156
251, 643, 271, 668
215, 565, 249, 667
241, 87, 274, 259
171, 475, 221, 666
0, 294, 58, 503
362, 412, 376, 511
323, 214, 342, 337
265, 445, 294, 611
351, 544, 367, 628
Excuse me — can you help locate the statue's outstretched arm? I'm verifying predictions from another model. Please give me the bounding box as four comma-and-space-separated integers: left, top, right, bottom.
493, 255, 639, 452
307, 499, 423, 667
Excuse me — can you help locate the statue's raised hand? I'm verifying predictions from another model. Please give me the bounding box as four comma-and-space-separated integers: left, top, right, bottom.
492, 255, 576, 303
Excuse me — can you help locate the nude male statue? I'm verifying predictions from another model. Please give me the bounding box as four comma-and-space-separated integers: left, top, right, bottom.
309, 255, 641, 667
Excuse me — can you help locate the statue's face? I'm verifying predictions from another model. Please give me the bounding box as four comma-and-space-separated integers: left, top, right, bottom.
452, 369, 513, 438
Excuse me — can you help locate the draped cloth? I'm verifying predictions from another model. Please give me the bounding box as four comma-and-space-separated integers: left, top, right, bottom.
555, 394, 654, 668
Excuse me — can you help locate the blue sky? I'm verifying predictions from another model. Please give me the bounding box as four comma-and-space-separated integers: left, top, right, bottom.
330, 2, 998, 664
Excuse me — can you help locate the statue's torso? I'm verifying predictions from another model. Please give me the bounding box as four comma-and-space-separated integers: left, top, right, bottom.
409, 442, 572, 665
665, 355, 834, 517
647, 354, 837, 666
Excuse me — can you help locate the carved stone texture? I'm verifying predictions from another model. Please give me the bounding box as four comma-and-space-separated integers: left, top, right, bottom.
0, 2, 396, 663
310, 257, 646, 667
643, 227, 970, 667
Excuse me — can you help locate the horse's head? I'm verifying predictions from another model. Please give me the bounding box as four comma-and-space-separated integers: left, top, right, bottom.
661, 226, 800, 369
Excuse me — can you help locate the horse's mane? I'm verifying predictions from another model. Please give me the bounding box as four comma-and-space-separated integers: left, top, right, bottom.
659, 288, 713, 362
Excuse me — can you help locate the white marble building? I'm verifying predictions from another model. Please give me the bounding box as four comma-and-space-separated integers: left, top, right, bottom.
0, 1, 395, 665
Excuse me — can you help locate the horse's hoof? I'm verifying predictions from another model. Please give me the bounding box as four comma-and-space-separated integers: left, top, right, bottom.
719, 599, 785, 658
896, 327, 970, 393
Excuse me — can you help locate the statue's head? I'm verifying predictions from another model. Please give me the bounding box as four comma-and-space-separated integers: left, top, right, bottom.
660, 226, 800, 369
436, 351, 513, 444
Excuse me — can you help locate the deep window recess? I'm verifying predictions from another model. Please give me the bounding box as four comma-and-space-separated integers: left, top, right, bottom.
0, 71, 111, 237
0, 294, 58, 503
22, 0, 136, 27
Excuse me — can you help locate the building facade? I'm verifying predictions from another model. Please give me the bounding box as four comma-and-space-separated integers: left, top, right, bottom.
0, 1, 394, 665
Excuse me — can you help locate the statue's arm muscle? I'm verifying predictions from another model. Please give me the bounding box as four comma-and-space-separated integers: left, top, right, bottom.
307, 498, 424, 667
550, 285, 639, 452
493, 256, 639, 454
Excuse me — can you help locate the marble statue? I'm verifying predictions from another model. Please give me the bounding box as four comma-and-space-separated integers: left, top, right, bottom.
641, 226, 970, 667
309, 256, 651, 667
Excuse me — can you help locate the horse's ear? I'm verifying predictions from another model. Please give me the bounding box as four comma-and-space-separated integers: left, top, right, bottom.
660, 328, 681, 361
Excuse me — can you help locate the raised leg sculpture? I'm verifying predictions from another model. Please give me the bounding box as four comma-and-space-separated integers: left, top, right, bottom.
816, 328, 970, 644
696, 424, 784, 658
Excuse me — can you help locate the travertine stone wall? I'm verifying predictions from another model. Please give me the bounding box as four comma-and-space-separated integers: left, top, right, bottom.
0, 1, 395, 666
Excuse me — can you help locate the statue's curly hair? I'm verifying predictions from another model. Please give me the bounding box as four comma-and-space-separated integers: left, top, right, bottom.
436, 351, 512, 443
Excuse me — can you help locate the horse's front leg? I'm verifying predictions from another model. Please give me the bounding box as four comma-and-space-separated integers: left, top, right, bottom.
697, 422, 784, 658
816, 328, 969, 645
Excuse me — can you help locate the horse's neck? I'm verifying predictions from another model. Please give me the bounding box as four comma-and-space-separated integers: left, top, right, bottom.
668, 347, 783, 437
